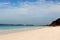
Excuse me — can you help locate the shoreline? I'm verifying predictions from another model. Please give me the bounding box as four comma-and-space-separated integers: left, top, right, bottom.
0, 26, 47, 35
0, 26, 60, 40
0, 26, 59, 35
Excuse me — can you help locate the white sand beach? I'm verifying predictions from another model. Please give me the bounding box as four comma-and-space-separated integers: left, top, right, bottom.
0, 26, 60, 40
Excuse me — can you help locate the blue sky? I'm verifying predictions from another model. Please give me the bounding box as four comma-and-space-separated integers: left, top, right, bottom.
0, 0, 60, 25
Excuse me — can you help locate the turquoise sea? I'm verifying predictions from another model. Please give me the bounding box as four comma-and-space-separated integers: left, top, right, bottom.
0, 26, 41, 29
0, 26, 47, 34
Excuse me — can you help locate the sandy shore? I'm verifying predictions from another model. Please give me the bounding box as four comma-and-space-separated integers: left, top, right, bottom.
0, 26, 60, 40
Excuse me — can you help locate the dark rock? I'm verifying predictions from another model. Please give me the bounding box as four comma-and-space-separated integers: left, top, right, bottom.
49, 18, 60, 26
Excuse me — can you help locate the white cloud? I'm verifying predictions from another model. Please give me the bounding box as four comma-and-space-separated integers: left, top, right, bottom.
0, 0, 60, 25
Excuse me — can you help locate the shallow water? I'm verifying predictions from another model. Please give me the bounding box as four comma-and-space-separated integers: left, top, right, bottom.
0, 26, 47, 34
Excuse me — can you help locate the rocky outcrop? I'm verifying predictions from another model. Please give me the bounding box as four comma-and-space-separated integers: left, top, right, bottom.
49, 18, 60, 26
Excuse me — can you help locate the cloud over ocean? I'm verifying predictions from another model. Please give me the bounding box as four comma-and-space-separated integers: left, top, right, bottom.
0, 0, 60, 25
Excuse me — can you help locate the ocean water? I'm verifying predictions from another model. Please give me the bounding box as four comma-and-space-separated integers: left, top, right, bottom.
0, 26, 47, 34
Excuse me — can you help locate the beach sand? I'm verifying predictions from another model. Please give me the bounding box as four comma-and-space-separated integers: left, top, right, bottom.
0, 26, 60, 40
